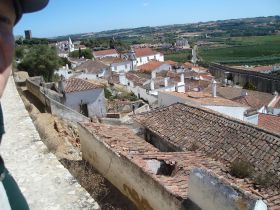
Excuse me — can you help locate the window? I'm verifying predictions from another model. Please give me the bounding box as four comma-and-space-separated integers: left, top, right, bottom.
114, 66, 117, 71
147, 57, 150, 61
125, 64, 128, 69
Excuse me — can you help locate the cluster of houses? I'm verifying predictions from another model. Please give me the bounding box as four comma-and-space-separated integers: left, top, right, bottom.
52, 37, 280, 135
20, 37, 280, 210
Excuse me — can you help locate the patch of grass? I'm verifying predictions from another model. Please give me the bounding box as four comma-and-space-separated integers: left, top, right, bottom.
159, 49, 192, 63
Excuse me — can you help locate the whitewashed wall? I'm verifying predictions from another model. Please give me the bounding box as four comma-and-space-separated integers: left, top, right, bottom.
136, 53, 164, 66
204, 105, 248, 121
64, 88, 106, 117
111, 61, 133, 73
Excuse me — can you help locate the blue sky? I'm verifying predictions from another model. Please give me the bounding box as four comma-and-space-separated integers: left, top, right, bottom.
14, 0, 280, 38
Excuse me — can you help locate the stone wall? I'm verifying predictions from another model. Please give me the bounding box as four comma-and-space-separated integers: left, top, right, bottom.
79, 124, 184, 210
126, 85, 158, 105
79, 123, 268, 210
209, 63, 280, 93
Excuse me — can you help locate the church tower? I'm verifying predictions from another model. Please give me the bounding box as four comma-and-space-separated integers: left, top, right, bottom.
68, 37, 75, 52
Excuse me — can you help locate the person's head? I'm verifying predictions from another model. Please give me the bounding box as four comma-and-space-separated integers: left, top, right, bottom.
0, 0, 48, 96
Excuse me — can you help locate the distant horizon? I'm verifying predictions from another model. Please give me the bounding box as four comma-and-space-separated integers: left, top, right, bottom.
48, 15, 280, 39
14, 0, 280, 38
15, 15, 280, 39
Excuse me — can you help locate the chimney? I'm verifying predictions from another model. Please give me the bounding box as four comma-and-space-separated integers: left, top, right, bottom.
164, 77, 168, 87
66, 64, 69, 70
212, 80, 217, 97
151, 71, 156, 79
180, 73, 184, 83
241, 91, 248, 97
150, 80, 155, 91
58, 76, 65, 94
119, 72, 127, 85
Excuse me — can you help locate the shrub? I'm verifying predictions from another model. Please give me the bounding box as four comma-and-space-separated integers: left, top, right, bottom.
243, 81, 257, 90
229, 159, 253, 179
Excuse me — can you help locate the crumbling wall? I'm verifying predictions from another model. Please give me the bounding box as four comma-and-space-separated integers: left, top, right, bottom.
79, 124, 183, 210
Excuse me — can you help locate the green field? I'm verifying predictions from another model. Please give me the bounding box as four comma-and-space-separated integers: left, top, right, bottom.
159, 49, 192, 63
198, 35, 280, 65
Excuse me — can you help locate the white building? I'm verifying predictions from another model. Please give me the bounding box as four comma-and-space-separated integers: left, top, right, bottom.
93, 49, 119, 59
58, 78, 106, 118
101, 57, 133, 73
73, 60, 110, 80
158, 81, 250, 121
55, 65, 73, 79
133, 47, 164, 66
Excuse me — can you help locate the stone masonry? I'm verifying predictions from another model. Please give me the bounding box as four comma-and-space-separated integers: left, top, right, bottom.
0, 76, 100, 210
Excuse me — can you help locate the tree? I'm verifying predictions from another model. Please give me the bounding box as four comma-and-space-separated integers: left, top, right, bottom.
243, 81, 257, 91
15, 45, 26, 60
69, 49, 93, 59
18, 45, 60, 82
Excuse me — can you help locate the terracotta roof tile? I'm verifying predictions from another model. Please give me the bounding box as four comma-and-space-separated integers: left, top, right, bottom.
93, 49, 118, 57
64, 78, 103, 93
75, 60, 108, 73
133, 103, 280, 177
100, 57, 128, 65
80, 122, 280, 209
165, 60, 178, 65
126, 72, 149, 86
258, 113, 280, 135
205, 86, 275, 109
81, 123, 159, 155
138, 60, 165, 73
134, 47, 158, 57
162, 91, 248, 107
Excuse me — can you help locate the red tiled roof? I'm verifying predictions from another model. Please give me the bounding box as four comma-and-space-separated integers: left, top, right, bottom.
80, 122, 280, 209
163, 91, 247, 107
165, 60, 177, 65
134, 47, 158, 57
93, 49, 118, 57
206, 86, 275, 109
183, 62, 193, 69
75, 60, 108, 73
258, 113, 280, 135
138, 60, 165, 73
64, 78, 103, 93
100, 57, 128, 65
126, 72, 149, 86
134, 103, 280, 177
252, 66, 273, 73
200, 74, 214, 81
232, 95, 271, 109
81, 123, 159, 155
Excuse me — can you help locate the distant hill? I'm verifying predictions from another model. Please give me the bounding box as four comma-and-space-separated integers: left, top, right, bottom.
51, 16, 280, 42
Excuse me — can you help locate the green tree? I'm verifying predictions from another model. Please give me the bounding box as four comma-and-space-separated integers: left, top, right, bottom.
69, 49, 93, 59
243, 81, 257, 90
15, 45, 26, 60
18, 45, 60, 82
